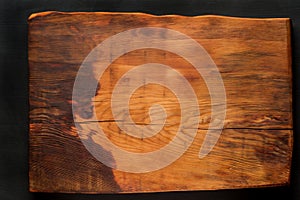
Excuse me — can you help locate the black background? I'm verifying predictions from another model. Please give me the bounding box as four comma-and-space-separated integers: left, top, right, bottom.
0, 0, 299, 199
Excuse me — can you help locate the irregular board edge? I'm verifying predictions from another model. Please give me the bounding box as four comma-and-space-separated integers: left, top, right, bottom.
28, 181, 291, 194
286, 18, 294, 186
27, 11, 291, 22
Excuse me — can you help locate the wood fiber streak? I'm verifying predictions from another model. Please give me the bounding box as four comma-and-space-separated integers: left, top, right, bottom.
29, 12, 292, 193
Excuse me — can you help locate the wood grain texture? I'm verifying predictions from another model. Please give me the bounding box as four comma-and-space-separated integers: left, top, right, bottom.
28, 12, 292, 193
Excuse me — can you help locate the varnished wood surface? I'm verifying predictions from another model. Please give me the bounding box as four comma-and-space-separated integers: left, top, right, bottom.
28, 12, 292, 193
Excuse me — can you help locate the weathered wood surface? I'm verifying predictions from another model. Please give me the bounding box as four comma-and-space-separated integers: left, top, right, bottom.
28, 12, 292, 193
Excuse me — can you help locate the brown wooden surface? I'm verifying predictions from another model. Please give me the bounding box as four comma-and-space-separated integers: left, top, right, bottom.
28, 12, 293, 193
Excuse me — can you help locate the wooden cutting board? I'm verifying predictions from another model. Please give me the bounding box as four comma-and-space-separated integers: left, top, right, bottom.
28, 12, 293, 193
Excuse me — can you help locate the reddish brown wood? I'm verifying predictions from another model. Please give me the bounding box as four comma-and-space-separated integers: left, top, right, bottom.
28, 12, 292, 193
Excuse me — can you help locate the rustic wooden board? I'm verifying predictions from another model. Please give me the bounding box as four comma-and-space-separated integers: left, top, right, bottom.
28, 12, 293, 193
